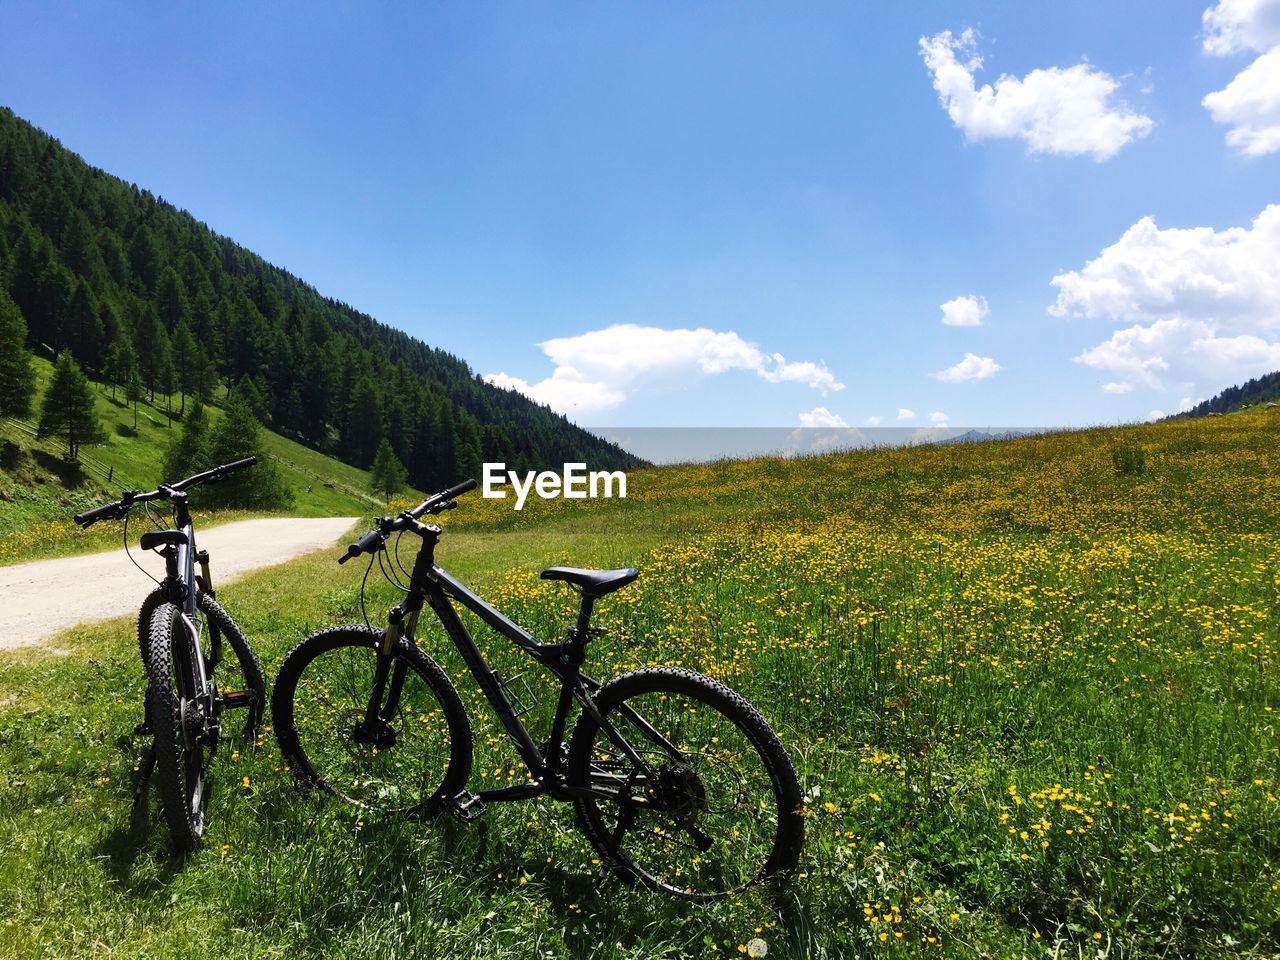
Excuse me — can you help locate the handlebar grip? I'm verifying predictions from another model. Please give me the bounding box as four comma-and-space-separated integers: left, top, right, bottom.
339, 528, 386, 564
442, 477, 478, 500
73, 501, 122, 528
221, 456, 257, 475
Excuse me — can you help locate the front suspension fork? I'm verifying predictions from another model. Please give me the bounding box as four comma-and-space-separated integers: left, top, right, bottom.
358, 608, 417, 742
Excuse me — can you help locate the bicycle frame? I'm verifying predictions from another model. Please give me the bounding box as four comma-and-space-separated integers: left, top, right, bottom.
364, 524, 677, 808
158, 491, 214, 702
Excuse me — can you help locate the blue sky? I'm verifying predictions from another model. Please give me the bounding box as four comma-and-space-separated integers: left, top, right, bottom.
2, 1, 1278, 429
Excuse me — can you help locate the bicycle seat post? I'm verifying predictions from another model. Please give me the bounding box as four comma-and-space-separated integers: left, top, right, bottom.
573, 593, 596, 643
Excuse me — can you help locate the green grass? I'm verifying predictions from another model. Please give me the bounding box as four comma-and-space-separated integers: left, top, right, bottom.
1, 408, 1278, 958
0, 358, 411, 564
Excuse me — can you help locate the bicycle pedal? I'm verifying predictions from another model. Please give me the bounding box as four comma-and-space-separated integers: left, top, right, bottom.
133, 720, 152, 737
220, 689, 256, 710
446, 791, 488, 823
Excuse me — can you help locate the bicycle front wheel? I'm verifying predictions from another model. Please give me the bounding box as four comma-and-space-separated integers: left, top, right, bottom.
272, 625, 472, 817
145, 602, 214, 853
568, 666, 804, 900
137, 588, 265, 739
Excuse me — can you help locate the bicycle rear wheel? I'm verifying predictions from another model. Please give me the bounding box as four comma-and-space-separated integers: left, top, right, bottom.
272, 625, 473, 817
568, 666, 804, 900
146, 602, 214, 853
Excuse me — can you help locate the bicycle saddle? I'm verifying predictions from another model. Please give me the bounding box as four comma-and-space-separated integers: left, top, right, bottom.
540, 566, 639, 597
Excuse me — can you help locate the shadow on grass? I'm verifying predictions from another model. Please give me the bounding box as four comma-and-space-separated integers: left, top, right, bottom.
32, 449, 86, 487
1, 440, 22, 471
93, 734, 184, 896
246, 778, 805, 953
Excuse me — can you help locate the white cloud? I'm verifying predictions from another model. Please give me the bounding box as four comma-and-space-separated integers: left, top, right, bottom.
1102, 381, 1134, 394
483, 370, 625, 413
1074, 317, 1280, 387
1203, 46, 1280, 156
865, 415, 883, 426
929, 410, 950, 425
1058, 204, 1280, 396
1203, 0, 1280, 55
484, 323, 843, 415
756, 355, 845, 391
1148, 409, 1166, 421
918, 28, 1153, 161
798, 407, 849, 428
933, 352, 1001, 383
940, 294, 989, 327
1178, 395, 1203, 413
896, 408, 916, 421
1050, 205, 1280, 330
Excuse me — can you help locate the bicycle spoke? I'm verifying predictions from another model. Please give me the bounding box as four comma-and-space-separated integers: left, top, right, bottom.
288, 640, 456, 813
580, 686, 783, 897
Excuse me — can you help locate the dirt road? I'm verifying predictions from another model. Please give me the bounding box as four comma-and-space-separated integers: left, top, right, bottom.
0, 517, 357, 651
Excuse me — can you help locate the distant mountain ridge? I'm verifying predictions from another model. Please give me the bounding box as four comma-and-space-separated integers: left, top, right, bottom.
0, 107, 642, 489
1175, 371, 1280, 419
937, 429, 1035, 445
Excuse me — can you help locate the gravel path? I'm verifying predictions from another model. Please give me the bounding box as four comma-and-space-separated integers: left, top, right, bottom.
0, 517, 356, 651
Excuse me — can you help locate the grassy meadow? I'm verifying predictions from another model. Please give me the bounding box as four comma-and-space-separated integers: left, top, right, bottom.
0, 357, 404, 565
1, 409, 1278, 958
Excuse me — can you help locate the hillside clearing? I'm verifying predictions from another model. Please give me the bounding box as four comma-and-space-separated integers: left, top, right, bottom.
1, 357, 407, 565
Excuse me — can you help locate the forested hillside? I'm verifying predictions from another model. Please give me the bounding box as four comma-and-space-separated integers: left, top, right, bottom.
1176, 370, 1280, 418
0, 108, 641, 488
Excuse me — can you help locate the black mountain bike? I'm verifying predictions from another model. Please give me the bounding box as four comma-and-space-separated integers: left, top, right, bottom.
74, 457, 265, 852
272, 479, 804, 899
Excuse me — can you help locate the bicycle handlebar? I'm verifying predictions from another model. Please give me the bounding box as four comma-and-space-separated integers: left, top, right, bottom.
72, 457, 259, 528
72, 500, 128, 527
338, 477, 477, 565
172, 456, 257, 492
410, 477, 478, 519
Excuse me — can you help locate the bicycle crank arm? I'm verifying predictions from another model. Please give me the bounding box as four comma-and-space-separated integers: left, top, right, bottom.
677, 818, 715, 853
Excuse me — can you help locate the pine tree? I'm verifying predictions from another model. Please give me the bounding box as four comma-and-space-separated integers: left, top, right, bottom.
35, 260, 73, 351
65, 279, 103, 369
204, 393, 291, 508
98, 230, 128, 286
0, 288, 35, 417
156, 265, 189, 331
125, 366, 144, 430
37, 351, 104, 460
162, 398, 211, 481
232, 376, 268, 420
369, 437, 408, 503
170, 319, 198, 417
196, 355, 219, 403
343, 375, 383, 466
127, 224, 162, 291
63, 209, 102, 280
97, 299, 122, 347
105, 338, 139, 402
134, 305, 169, 400
454, 410, 483, 483
157, 351, 177, 426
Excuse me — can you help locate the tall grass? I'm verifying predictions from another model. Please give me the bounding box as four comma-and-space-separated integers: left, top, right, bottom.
0, 409, 1277, 957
